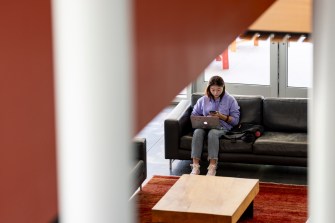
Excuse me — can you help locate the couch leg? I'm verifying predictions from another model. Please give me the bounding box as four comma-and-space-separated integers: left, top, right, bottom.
169, 159, 175, 171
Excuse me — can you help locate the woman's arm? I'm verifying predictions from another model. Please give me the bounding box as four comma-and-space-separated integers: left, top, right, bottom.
191, 97, 204, 116
227, 99, 240, 126
216, 112, 230, 122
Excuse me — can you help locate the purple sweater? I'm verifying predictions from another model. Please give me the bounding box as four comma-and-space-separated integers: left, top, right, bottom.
191, 92, 240, 130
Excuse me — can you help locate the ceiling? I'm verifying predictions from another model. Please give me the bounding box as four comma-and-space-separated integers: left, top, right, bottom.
243, 0, 312, 42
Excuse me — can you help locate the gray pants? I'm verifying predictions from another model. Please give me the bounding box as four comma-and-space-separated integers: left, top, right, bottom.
191, 128, 226, 160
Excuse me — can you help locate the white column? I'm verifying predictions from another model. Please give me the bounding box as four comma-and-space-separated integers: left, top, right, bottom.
52, 1, 134, 223
310, 0, 335, 222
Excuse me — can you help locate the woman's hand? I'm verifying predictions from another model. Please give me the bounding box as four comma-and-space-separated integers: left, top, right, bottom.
209, 111, 218, 116
216, 112, 223, 119
213, 112, 230, 122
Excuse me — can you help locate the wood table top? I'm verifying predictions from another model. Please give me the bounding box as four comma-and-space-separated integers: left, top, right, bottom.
152, 174, 259, 223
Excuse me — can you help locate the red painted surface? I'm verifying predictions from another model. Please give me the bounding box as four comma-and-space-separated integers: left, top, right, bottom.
222, 49, 230, 70
0, 0, 58, 222
0, 0, 275, 221
134, 0, 276, 132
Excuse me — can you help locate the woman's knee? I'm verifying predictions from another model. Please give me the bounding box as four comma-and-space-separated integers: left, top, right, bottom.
208, 129, 221, 140
193, 129, 206, 137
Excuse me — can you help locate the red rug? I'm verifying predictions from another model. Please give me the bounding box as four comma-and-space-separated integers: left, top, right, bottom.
134, 175, 308, 223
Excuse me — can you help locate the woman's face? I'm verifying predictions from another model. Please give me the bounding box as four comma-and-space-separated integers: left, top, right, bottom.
209, 85, 223, 99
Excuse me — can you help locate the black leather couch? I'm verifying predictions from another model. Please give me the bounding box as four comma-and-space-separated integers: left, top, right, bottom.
164, 93, 308, 169
130, 138, 147, 194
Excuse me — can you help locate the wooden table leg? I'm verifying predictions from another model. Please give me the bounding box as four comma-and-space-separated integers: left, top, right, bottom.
240, 201, 254, 220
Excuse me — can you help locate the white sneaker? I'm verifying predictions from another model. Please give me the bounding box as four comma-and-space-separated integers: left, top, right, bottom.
190, 164, 200, 175
206, 164, 217, 176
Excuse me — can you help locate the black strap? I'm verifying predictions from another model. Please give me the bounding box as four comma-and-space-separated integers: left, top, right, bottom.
229, 123, 264, 135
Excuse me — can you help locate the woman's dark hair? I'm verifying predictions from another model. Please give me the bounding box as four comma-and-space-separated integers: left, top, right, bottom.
205, 75, 225, 101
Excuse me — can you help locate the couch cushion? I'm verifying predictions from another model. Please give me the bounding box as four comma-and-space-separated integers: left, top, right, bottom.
180, 133, 193, 150
253, 132, 307, 157
220, 139, 253, 153
263, 98, 307, 132
191, 93, 203, 107
234, 95, 263, 124
180, 133, 252, 153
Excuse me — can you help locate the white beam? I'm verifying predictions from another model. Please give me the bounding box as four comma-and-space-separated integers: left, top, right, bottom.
310, 0, 335, 222
52, 1, 134, 222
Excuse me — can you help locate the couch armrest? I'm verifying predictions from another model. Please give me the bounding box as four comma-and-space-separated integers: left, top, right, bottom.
133, 137, 147, 177
164, 100, 192, 159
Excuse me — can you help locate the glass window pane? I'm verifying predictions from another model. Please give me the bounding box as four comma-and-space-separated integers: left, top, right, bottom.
204, 38, 270, 85
288, 42, 313, 88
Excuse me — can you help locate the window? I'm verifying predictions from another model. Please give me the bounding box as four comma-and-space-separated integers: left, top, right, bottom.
204, 38, 271, 86
288, 41, 313, 88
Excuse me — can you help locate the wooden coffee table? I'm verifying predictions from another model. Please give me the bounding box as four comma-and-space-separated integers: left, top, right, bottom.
152, 174, 259, 223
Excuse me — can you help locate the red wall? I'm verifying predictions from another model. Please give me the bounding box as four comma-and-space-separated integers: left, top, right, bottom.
134, 0, 275, 132
0, 1, 58, 222
0, 0, 274, 221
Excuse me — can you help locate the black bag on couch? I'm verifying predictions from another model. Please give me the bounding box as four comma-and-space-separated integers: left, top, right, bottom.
222, 123, 264, 143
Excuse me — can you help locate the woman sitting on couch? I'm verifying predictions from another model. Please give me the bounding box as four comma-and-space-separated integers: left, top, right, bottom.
190, 75, 240, 176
